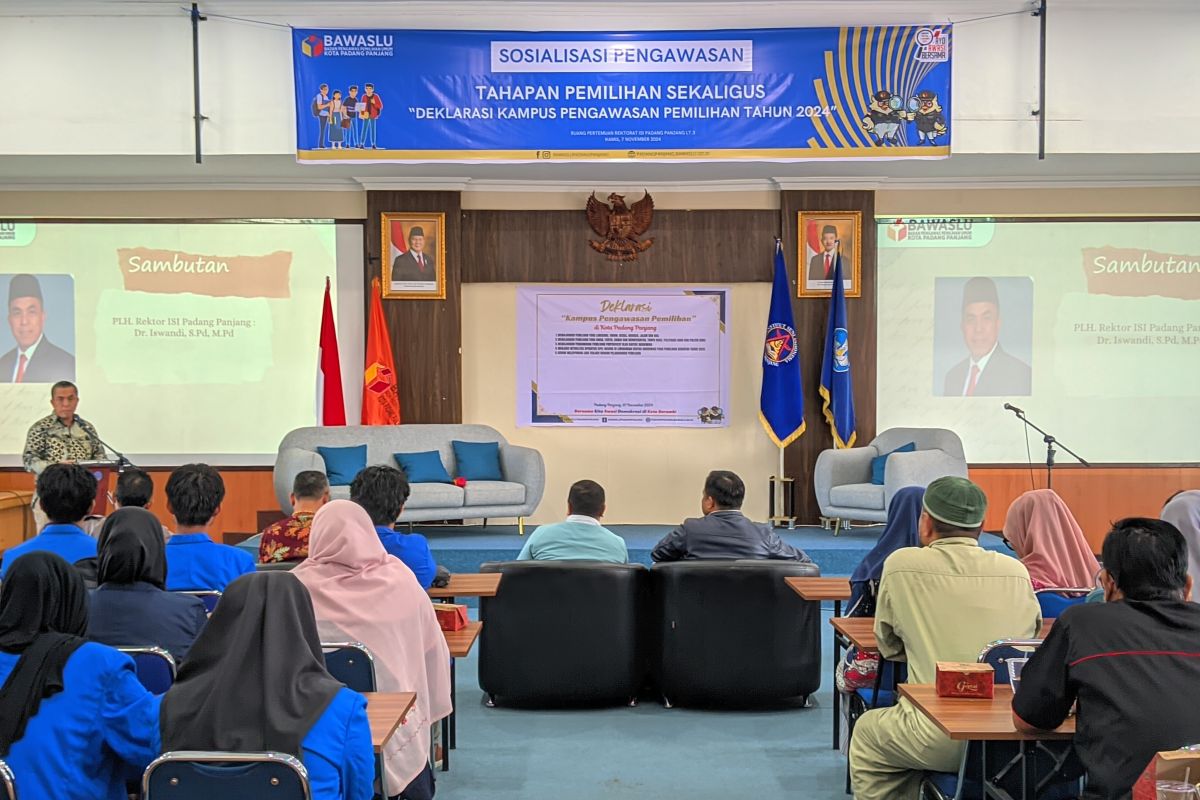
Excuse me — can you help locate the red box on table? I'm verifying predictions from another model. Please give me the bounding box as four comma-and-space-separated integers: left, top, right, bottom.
935, 661, 995, 699
433, 603, 469, 632
1132, 746, 1200, 800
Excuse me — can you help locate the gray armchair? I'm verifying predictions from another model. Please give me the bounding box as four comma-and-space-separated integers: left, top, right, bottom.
814, 427, 967, 527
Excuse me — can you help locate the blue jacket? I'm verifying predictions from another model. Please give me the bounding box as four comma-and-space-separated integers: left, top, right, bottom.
0, 524, 97, 578
301, 687, 375, 800
88, 582, 209, 662
0, 642, 161, 800
164, 533, 256, 591
373, 525, 437, 589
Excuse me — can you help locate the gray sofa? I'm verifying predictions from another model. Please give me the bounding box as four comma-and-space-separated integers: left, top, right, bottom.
273, 424, 545, 526
814, 427, 968, 526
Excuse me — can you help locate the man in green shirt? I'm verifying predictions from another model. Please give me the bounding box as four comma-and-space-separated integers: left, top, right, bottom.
517, 480, 627, 563
849, 476, 1041, 800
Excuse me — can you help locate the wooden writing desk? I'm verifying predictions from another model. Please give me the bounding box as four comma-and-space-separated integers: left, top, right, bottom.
898, 684, 1074, 741
362, 691, 417, 752
428, 573, 502, 600
785, 576, 852, 617
438, 620, 483, 771
443, 620, 482, 659
830, 618, 1055, 654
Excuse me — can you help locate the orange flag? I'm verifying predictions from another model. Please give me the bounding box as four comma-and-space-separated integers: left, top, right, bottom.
361, 277, 401, 425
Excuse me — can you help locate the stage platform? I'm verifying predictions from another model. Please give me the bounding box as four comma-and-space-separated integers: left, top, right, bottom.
417, 522, 1010, 579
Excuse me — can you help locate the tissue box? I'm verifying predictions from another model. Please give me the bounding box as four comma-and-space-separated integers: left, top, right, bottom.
1132, 746, 1200, 800
433, 603, 469, 632
935, 662, 995, 699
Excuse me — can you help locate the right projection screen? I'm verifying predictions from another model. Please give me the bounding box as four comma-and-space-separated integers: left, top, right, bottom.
875, 217, 1200, 464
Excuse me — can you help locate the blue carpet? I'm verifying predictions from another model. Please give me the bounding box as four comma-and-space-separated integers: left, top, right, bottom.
442, 604, 851, 800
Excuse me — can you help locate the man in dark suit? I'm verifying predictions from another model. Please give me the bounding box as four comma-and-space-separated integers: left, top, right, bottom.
942, 276, 1031, 396
651, 470, 812, 562
1, 273, 75, 383
390, 226, 437, 284
808, 224, 841, 281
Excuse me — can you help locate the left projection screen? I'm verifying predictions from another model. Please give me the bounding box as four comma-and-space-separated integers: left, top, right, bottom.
0, 220, 364, 464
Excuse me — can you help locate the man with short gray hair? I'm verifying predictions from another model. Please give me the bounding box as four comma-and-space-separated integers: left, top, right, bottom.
258, 470, 330, 564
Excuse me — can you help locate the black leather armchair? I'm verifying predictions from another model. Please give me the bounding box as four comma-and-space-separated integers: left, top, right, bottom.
478, 560, 649, 707
653, 560, 822, 707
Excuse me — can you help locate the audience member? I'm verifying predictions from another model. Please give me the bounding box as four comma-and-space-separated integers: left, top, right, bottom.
160, 572, 373, 800
260, 470, 331, 564
162, 463, 255, 591
837, 486, 923, 693
651, 470, 811, 562
349, 465, 437, 589
517, 479, 628, 563
295, 500, 451, 800
113, 467, 173, 540
0, 551, 161, 798
87, 507, 208, 662
1161, 489, 1200, 590
1015, 518, 1200, 799
1002, 488, 1099, 590
0, 462, 97, 579
849, 476, 1041, 800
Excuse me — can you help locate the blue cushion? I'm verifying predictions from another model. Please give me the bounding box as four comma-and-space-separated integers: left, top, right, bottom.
452, 440, 503, 481
316, 445, 367, 486
393, 451, 453, 484
870, 442, 916, 485
854, 687, 896, 708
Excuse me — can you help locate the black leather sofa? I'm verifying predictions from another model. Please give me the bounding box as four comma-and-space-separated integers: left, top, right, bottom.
478, 560, 650, 707
652, 560, 823, 707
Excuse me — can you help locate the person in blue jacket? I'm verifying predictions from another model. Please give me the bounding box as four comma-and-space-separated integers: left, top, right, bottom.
349, 465, 438, 589
159, 571, 374, 800
162, 463, 255, 590
0, 462, 98, 579
0, 551, 162, 800
88, 507, 208, 663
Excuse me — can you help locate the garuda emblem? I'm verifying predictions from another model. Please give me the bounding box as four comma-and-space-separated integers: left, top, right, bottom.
586, 191, 655, 262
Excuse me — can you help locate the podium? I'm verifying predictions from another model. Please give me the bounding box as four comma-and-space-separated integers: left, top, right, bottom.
77, 460, 121, 517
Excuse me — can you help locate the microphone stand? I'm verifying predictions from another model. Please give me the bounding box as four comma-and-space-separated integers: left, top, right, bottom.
92, 433, 135, 470
1005, 407, 1089, 490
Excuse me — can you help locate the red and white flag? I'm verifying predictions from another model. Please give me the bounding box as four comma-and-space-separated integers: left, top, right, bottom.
317, 277, 346, 426
389, 219, 408, 264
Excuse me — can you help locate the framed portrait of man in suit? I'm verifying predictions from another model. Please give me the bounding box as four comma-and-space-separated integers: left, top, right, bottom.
1, 273, 76, 384
381, 212, 446, 300
798, 211, 862, 299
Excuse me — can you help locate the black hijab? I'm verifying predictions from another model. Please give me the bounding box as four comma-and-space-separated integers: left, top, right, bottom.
0, 551, 89, 756
160, 571, 343, 757
97, 507, 167, 588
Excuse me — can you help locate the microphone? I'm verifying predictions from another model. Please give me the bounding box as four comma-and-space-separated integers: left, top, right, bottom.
1003, 403, 1024, 415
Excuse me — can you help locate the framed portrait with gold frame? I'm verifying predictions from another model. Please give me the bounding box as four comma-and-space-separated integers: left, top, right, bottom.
797, 211, 862, 298
381, 212, 446, 300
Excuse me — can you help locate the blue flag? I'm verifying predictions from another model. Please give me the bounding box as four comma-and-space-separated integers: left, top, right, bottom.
819, 253, 857, 448
759, 241, 805, 447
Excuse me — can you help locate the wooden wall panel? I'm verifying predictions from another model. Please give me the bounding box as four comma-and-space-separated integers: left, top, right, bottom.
364, 191, 463, 423
971, 466, 1200, 553
780, 191, 878, 522
461, 209, 778, 283
0, 468, 277, 543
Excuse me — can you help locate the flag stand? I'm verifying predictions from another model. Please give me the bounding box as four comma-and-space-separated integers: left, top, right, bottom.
768, 445, 796, 529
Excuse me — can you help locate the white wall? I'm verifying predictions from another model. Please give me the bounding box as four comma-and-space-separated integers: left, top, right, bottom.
1, 4, 1196, 157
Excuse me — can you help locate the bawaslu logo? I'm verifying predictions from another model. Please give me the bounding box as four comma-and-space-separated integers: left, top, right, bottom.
301, 32, 395, 58
878, 218, 995, 248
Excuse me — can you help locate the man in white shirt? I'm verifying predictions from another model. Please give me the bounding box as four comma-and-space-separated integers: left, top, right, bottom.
941, 276, 1031, 396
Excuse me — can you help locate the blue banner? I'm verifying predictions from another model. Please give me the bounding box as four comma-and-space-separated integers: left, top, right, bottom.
760, 241, 806, 448
820, 254, 857, 449
292, 26, 952, 162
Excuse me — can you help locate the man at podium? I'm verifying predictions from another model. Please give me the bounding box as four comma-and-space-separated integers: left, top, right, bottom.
22, 380, 107, 528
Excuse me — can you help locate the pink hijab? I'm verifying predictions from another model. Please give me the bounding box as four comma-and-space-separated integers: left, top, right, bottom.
1003, 489, 1099, 590
293, 500, 451, 791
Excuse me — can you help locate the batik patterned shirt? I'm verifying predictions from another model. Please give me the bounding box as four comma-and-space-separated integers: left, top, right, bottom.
22, 414, 106, 475
258, 512, 315, 563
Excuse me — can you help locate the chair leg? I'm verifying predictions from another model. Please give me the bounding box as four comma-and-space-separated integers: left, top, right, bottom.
485, 693, 496, 708
517, 517, 525, 536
